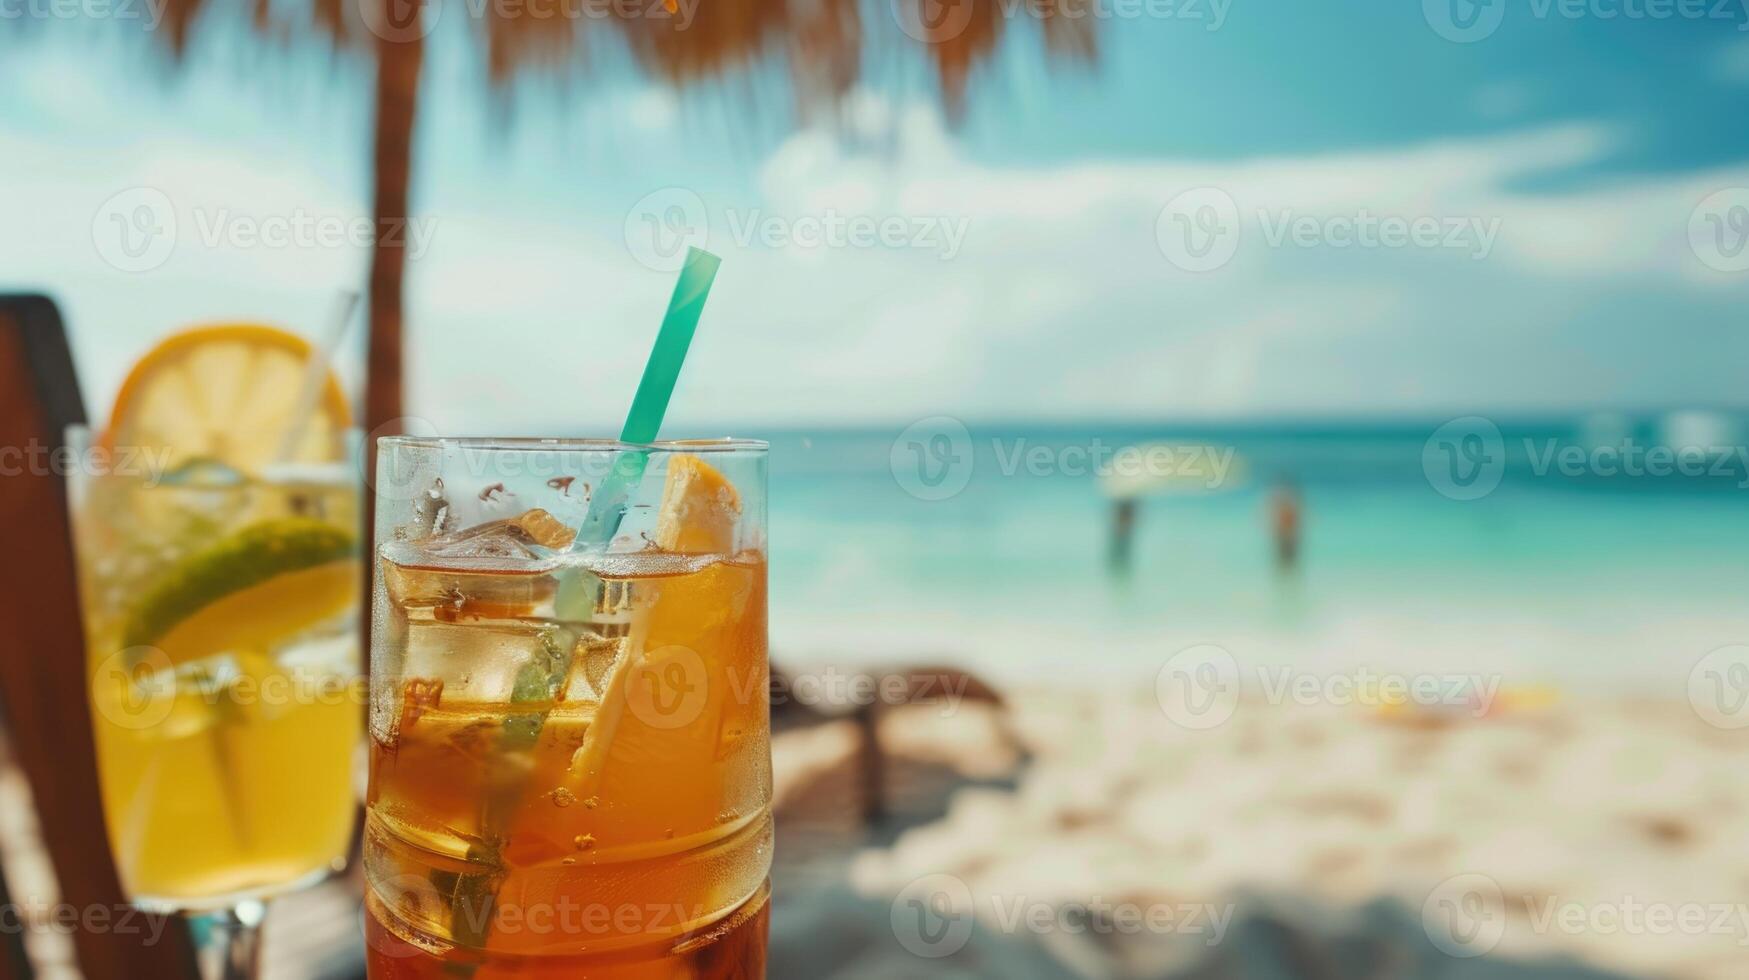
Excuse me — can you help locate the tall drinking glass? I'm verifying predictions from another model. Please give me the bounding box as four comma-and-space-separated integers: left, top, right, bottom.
363, 437, 772, 978
67, 426, 364, 978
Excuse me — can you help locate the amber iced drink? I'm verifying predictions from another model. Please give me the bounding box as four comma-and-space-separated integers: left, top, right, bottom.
364, 438, 771, 978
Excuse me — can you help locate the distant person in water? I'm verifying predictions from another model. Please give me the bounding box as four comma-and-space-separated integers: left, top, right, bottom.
1271, 477, 1301, 573
1109, 497, 1137, 574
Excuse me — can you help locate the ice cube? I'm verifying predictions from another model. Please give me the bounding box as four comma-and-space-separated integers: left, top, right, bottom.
421, 509, 576, 560
402, 618, 573, 704
383, 511, 581, 617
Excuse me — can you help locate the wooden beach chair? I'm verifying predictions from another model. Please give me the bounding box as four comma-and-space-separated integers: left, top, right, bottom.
0, 295, 201, 977
770, 663, 1015, 824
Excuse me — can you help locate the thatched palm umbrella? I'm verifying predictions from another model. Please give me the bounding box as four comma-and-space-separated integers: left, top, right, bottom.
137, 0, 1094, 433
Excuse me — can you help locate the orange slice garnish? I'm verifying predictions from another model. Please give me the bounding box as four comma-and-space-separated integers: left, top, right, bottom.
104, 324, 350, 472
654, 454, 741, 553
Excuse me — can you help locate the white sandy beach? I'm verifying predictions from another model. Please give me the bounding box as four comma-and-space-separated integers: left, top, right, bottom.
772, 688, 1749, 979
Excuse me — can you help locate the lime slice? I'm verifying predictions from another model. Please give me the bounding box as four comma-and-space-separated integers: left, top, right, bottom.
122, 518, 357, 665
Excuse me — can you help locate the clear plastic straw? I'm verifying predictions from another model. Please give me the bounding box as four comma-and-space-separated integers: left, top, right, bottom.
275, 290, 359, 464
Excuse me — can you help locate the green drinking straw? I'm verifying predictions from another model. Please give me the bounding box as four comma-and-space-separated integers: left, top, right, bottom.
452, 247, 724, 959
572, 246, 722, 550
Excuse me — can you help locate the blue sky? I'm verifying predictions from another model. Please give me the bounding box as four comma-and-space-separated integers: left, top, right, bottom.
1, 1, 1746, 432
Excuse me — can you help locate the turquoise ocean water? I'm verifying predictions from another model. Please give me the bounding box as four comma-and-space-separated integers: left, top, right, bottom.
758, 417, 1749, 689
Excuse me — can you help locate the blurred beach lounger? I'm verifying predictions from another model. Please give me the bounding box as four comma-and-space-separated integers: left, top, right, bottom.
770, 663, 1014, 824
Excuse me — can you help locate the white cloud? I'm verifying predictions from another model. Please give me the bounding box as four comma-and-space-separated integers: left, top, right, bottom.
686, 94, 1742, 418
7, 74, 1746, 431
0, 124, 372, 418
